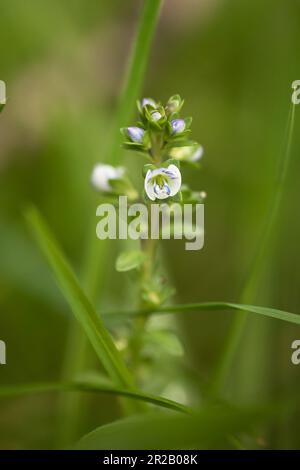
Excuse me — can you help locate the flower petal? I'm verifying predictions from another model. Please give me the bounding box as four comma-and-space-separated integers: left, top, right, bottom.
154, 183, 171, 199
166, 164, 181, 196
144, 169, 156, 200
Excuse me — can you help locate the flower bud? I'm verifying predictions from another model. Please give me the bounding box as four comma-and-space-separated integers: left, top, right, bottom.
151, 111, 162, 122
165, 94, 183, 114
127, 126, 145, 143
142, 97, 157, 108
171, 119, 186, 134
169, 145, 204, 163
190, 146, 204, 162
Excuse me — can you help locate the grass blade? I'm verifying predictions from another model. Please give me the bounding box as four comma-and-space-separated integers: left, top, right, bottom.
25, 206, 134, 390
0, 381, 189, 415
109, 0, 164, 165
210, 102, 297, 395
103, 301, 300, 326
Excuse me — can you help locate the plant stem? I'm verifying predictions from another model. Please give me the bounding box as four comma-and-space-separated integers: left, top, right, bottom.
130, 235, 158, 374
210, 102, 296, 397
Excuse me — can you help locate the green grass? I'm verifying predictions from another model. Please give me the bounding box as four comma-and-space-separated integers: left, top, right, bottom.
103, 301, 300, 326
0, 380, 190, 414
25, 207, 135, 390
211, 102, 297, 396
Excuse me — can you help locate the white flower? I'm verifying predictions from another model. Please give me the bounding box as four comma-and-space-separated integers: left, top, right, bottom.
171, 118, 185, 134
169, 145, 204, 162
127, 126, 145, 143
144, 164, 182, 201
91, 164, 124, 192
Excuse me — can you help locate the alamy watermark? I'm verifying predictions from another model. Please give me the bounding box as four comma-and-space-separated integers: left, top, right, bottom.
291, 80, 300, 105
0, 340, 6, 365
291, 340, 300, 365
96, 196, 204, 251
0, 80, 6, 106
0, 81, 6, 365
290, 85, 300, 363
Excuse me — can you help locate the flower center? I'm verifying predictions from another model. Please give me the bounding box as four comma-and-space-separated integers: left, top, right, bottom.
153, 175, 171, 197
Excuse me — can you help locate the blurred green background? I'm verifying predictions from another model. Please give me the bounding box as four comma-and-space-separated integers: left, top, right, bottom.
0, 0, 300, 449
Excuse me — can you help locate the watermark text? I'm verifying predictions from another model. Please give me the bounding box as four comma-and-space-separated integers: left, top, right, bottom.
96, 196, 204, 251
0, 340, 6, 365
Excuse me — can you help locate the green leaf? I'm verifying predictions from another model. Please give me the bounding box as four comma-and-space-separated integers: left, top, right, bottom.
108, 177, 138, 201
168, 190, 182, 203
116, 250, 146, 272
142, 281, 175, 307
184, 116, 193, 128
0, 380, 189, 415
77, 405, 272, 450
120, 127, 129, 138
162, 158, 180, 169
142, 163, 156, 177
24, 206, 134, 390
103, 301, 300, 327
168, 129, 192, 140
142, 330, 184, 357
122, 142, 145, 151
180, 186, 204, 204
